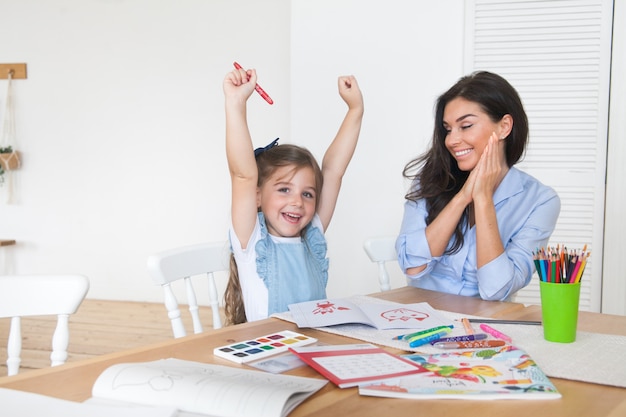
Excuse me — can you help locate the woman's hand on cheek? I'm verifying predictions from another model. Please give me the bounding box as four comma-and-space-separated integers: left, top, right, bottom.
472, 132, 506, 200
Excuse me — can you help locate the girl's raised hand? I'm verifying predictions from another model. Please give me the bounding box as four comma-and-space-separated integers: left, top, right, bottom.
337, 75, 364, 111
223, 67, 257, 102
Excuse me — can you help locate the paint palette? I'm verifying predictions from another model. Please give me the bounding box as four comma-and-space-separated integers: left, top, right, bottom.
213, 330, 318, 364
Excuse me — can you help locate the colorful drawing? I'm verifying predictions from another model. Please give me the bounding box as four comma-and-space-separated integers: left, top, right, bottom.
359, 346, 561, 400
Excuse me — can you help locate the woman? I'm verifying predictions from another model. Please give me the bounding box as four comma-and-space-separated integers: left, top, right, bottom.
396, 71, 560, 300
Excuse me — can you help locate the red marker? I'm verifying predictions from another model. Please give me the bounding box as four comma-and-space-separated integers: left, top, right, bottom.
233, 61, 274, 105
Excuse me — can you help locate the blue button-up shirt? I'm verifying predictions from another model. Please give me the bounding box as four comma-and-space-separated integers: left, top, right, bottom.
396, 167, 560, 301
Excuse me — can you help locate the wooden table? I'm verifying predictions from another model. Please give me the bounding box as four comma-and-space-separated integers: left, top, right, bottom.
1, 287, 625, 417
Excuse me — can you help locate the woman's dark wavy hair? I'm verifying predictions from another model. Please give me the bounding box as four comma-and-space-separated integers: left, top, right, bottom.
402, 71, 528, 254
224, 144, 323, 325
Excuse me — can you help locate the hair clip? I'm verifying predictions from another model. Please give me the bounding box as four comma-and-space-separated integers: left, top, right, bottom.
254, 138, 279, 157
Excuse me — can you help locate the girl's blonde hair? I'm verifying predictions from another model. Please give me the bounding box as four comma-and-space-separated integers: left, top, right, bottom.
224, 144, 323, 325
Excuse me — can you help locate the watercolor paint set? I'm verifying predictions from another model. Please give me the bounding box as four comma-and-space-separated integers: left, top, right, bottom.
213, 330, 318, 364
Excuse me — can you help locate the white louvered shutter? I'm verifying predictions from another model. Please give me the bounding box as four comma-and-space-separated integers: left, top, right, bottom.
464, 0, 613, 311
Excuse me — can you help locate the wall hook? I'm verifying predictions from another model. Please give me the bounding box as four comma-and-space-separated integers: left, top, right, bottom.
0, 64, 27, 79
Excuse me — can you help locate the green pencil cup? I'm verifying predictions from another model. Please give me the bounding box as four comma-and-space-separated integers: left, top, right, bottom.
539, 281, 581, 343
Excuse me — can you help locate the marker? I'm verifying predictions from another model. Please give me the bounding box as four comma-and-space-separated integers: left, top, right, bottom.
433, 340, 506, 349
461, 317, 474, 334
430, 333, 488, 344
479, 324, 513, 343
405, 327, 451, 345
395, 325, 453, 341
409, 331, 448, 348
233, 61, 274, 105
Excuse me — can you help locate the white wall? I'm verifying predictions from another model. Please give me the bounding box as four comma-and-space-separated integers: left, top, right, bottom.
290, 0, 465, 297
0, 0, 291, 302
602, 0, 626, 315
0, 0, 466, 303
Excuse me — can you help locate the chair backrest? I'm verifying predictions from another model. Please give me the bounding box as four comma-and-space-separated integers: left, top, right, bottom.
0, 274, 89, 376
147, 241, 231, 338
363, 236, 398, 292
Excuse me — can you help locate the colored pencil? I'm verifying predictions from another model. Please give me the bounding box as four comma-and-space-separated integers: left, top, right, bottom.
533, 244, 589, 284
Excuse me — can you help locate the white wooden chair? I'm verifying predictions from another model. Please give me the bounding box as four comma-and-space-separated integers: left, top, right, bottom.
147, 241, 231, 338
363, 236, 398, 292
0, 274, 89, 376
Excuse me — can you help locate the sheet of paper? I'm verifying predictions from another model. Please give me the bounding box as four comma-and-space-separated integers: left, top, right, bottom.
359, 346, 561, 400
248, 351, 307, 374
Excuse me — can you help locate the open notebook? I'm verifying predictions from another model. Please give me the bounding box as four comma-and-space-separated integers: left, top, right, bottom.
2, 358, 327, 417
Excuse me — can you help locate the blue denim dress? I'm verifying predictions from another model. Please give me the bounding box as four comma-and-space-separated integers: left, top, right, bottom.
255, 213, 329, 315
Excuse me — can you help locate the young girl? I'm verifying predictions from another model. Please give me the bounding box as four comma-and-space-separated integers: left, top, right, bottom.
223, 66, 363, 325
397, 71, 560, 301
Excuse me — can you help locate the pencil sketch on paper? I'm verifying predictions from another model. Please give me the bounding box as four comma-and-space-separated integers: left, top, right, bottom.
91, 358, 328, 417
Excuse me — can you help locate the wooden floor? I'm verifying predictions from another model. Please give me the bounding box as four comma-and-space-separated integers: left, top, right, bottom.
0, 299, 220, 377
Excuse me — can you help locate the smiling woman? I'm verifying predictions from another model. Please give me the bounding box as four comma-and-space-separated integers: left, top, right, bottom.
396, 71, 561, 302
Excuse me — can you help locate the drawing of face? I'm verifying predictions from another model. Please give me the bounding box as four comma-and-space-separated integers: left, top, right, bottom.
380, 308, 429, 322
